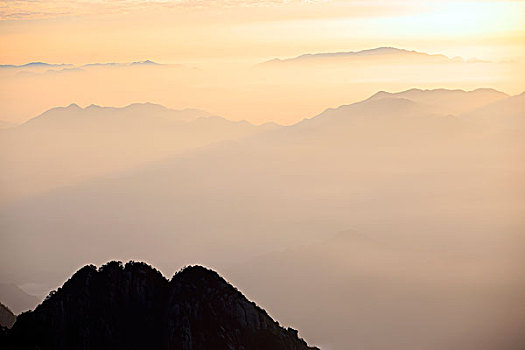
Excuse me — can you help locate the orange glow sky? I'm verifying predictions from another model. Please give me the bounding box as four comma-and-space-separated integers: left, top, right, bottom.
1, 1, 524, 63
0, 0, 524, 124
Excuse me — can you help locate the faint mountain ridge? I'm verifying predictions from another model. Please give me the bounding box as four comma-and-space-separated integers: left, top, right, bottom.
0, 62, 72, 69
82, 60, 161, 68
301, 88, 509, 125
1, 261, 318, 350
0, 61, 160, 70
460, 91, 525, 133
0, 102, 280, 201
19, 102, 212, 129
14, 101, 280, 134
367, 87, 506, 100
0, 283, 40, 315
259, 47, 490, 66
364, 87, 508, 115
17, 102, 280, 130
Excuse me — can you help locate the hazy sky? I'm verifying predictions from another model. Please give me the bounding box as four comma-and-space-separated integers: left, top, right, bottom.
1, 0, 524, 64
1, 3, 524, 348
0, 0, 524, 124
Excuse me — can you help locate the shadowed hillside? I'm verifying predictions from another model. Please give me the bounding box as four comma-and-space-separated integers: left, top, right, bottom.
1, 89, 523, 349
1, 261, 317, 350
0, 302, 15, 329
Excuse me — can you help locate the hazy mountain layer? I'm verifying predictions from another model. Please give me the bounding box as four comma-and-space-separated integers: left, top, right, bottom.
0, 102, 278, 201
1, 261, 317, 350
1, 88, 523, 349
366, 87, 508, 115
1, 47, 513, 126
226, 229, 525, 350
0, 284, 40, 315
259, 47, 486, 66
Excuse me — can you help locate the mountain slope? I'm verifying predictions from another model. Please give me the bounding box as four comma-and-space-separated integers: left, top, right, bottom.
283, 88, 508, 140
366, 88, 508, 115
0, 103, 278, 201
1, 89, 523, 349
461, 91, 525, 124
1, 261, 317, 350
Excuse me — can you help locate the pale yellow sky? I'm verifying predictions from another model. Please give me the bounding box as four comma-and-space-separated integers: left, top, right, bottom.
1, 0, 524, 64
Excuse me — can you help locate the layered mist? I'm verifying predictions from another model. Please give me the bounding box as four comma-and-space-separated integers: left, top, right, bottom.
1, 88, 524, 349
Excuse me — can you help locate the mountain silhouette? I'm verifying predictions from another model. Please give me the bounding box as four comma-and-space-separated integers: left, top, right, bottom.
1, 261, 317, 350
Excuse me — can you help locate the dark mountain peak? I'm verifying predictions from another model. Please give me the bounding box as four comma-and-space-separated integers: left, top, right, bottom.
66, 263, 97, 282
2, 261, 318, 350
52, 261, 167, 301
172, 264, 221, 283
170, 264, 254, 313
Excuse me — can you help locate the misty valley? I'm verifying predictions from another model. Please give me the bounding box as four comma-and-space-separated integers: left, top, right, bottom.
1, 1, 525, 347
1, 87, 524, 349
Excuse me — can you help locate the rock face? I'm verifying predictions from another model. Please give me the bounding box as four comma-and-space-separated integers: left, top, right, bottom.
1, 261, 318, 350
0, 302, 16, 328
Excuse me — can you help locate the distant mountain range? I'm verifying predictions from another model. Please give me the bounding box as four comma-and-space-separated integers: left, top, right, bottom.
82, 60, 160, 68
259, 47, 490, 66
1, 88, 523, 349
0, 102, 278, 201
20, 102, 213, 128
285, 88, 510, 136
365, 87, 507, 114
1, 48, 488, 72
0, 261, 318, 350
0, 62, 72, 69
0, 284, 40, 315
0, 60, 160, 69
